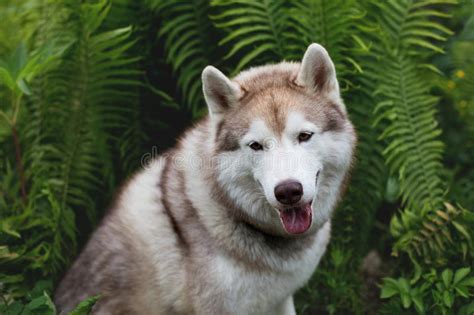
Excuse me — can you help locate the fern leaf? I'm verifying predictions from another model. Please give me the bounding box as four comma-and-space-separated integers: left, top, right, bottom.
371, 0, 454, 54
358, 0, 470, 266
391, 203, 472, 265
19, 0, 142, 275
156, 0, 217, 116
211, 0, 287, 73
285, 0, 361, 75
374, 55, 445, 210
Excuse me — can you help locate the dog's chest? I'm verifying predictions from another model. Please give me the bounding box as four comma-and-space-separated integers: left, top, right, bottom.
207, 223, 331, 314
211, 248, 320, 314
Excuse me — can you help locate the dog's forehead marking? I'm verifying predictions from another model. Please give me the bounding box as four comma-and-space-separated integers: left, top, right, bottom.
241, 86, 319, 136
258, 90, 289, 135
284, 111, 317, 134
244, 119, 271, 141
285, 112, 304, 131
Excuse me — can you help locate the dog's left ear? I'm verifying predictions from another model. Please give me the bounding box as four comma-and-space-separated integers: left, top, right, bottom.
202, 66, 241, 119
296, 43, 340, 96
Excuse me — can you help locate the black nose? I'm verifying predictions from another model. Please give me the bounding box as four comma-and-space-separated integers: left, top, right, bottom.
274, 180, 303, 205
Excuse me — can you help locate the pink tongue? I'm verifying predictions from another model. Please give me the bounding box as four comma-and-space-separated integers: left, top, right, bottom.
279, 204, 312, 234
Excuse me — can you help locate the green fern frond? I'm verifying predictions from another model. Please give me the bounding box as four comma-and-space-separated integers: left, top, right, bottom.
35, 3, 138, 212
330, 13, 388, 254
371, 0, 454, 54
156, 0, 217, 116
364, 0, 455, 211
211, 0, 287, 73
19, 0, 141, 271
357, 0, 469, 268
285, 0, 361, 77
373, 54, 445, 210
334, 91, 387, 253
391, 203, 472, 265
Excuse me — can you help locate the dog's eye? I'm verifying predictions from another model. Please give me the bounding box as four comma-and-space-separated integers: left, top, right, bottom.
298, 132, 314, 143
249, 141, 263, 151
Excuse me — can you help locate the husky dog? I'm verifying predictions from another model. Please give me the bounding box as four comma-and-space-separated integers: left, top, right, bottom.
54, 43, 356, 315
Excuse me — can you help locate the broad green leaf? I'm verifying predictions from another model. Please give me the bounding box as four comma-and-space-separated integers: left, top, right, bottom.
11, 42, 28, 79
0, 67, 15, 90
412, 295, 424, 313
454, 268, 471, 285
399, 278, 411, 293
68, 295, 101, 315
400, 292, 412, 308
443, 290, 454, 308
454, 286, 470, 298
442, 269, 453, 288
459, 277, 474, 287
16, 78, 31, 96
380, 284, 399, 299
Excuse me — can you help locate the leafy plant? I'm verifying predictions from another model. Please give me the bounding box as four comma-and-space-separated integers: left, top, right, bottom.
0, 0, 472, 314
381, 267, 474, 314
153, 0, 218, 117
0, 280, 56, 315
67, 295, 101, 315
1, 0, 141, 308
0, 279, 99, 315
211, 0, 288, 73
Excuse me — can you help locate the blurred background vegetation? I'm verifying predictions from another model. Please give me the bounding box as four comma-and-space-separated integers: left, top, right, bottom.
0, 0, 473, 314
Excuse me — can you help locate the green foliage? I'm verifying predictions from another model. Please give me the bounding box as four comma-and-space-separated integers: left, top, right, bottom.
1, 0, 142, 308
367, 0, 452, 211
154, 0, 218, 117
0, 280, 56, 315
381, 267, 474, 314
0, 0, 473, 314
0, 279, 99, 315
286, 0, 363, 78
296, 247, 364, 314
67, 295, 101, 315
391, 203, 473, 264
211, 0, 288, 73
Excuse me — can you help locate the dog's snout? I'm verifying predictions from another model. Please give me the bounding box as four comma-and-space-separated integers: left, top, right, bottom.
274, 180, 303, 205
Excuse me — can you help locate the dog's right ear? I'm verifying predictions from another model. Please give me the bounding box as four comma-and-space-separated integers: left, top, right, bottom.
296, 43, 339, 96
202, 66, 241, 119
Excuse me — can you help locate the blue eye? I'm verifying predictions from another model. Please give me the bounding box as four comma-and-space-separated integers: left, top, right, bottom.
298, 132, 313, 142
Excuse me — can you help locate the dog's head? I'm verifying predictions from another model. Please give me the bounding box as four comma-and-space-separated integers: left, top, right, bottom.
202, 44, 356, 235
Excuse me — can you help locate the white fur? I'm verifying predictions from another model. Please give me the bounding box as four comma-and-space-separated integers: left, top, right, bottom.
212, 222, 331, 315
